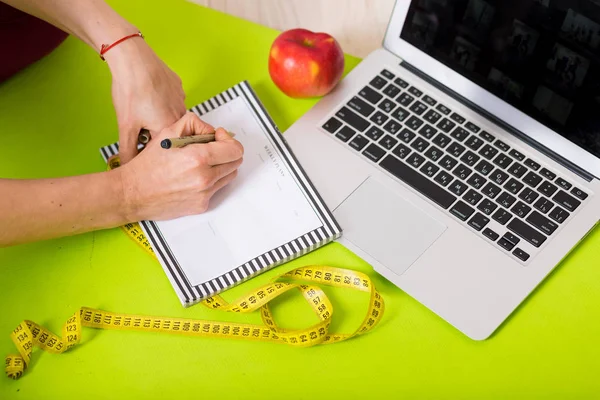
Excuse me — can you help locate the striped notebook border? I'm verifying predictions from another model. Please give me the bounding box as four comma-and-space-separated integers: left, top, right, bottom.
100, 81, 342, 307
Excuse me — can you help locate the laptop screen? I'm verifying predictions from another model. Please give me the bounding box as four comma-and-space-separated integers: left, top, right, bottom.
400, 0, 600, 159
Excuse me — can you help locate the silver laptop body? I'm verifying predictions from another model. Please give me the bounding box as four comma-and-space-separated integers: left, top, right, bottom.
285, 0, 600, 339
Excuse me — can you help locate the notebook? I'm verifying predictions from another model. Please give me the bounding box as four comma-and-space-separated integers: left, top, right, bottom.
100, 81, 342, 307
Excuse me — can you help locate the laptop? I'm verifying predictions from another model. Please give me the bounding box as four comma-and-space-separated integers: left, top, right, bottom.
284, 0, 600, 340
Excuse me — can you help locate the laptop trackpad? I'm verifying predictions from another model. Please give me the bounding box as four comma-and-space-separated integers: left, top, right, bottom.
334, 177, 446, 275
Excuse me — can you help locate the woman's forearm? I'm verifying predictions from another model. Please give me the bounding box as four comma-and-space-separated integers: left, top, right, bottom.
0, 170, 130, 247
2, 0, 136, 51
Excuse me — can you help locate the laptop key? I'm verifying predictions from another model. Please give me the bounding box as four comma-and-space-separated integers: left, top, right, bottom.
378, 98, 396, 114
513, 248, 530, 262
527, 211, 558, 236
511, 201, 532, 219
482, 182, 502, 199
479, 131, 495, 142
322, 117, 343, 134
450, 112, 466, 124
432, 133, 452, 148
359, 86, 383, 104
538, 181, 558, 197
436, 103, 452, 115
468, 213, 490, 231
409, 101, 428, 116
398, 128, 416, 143
467, 173, 486, 189
523, 171, 543, 188
349, 134, 369, 151
474, 160, 494, 176
524, 158, 541, 171
492, 208, 512, 225
450, 201, 475, 221
382, 84, 401, 99
365, 126, 385, 141
465, 135, 484, 151
570, 187, 588, 201
392, 143, 411, 159
534, 197, 553, 214
408, 86, 423, 97
370, 111, 389, 126
497, 192, 517, 209
381, 69, 395, 79
336, 107, 370, 132
424, 109, 442, 124
509, 149, 526, 161
362, 143, 386, 162
335, 126, 356, 142
478, 199, 498, 216
391, 107, 409, 122
493, 154, 513, 169
483, 228, 500, 241
519, 188, 539, 204
464, 189, 483, 206
555, 178, 572, 191
549, 206, 570, 224
450, 127, 470, 142
448, 142, 466, 158
460, 151, 480, 167
397, 92, 415, 106
411, 137, 430, 153
449, 180, 469, 196
553, 190, 581, 212
498, 237, 516, 251
423, 95, 437, 107
406, 116, 424, 131
407, 153, 426, 169
394, 77, 409, 88
379, 135, 398, 150
452, 164, 472, 180
504, 233, 522, 245
508, 218, 546, 247
370, 76, 388, 89
420, 162, 440, 178
383, 119, 402, 135
418, 124, 438, 139
504, 178, 524, 195
540, 168, 556, 181
465, 122, 480, 133
479, 144, 499, 160
348, 96, 375, 117
494, 140, 510, 152
438, 118, 457, 133
379, 155, 457, 209
508, 163, 527, 178
490, 169, 509, 185
434, 170, 453, 187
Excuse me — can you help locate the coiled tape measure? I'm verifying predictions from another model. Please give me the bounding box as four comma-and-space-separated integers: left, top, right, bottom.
4, 155, 385, 380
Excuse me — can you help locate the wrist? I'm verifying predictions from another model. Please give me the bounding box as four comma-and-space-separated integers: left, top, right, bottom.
103, 36, 153, 74
112, 166, 141, 224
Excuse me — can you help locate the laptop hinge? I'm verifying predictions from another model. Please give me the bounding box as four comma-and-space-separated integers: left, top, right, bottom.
399, 61, 596, 182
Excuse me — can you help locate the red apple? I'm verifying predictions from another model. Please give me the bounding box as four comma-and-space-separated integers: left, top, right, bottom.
268, 28, 344, 98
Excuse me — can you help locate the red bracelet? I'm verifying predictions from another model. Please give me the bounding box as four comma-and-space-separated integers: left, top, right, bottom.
99, 31, 144, 61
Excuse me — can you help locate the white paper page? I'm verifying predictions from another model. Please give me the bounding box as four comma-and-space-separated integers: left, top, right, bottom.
156, 96, 322, 285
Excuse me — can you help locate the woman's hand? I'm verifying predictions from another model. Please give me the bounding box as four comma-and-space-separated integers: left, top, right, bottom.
118, 112, 244, 222
104, 37, 187, 163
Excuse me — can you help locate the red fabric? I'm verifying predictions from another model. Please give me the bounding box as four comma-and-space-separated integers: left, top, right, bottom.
0, 3, 69, 83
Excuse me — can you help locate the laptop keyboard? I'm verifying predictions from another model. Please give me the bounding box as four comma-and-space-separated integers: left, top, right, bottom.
321, 69, 590, 263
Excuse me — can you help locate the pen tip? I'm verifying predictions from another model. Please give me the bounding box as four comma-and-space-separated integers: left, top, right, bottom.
160, 139, 171, 149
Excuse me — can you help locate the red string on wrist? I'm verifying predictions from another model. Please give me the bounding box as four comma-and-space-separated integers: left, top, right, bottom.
99, 32, 144, 61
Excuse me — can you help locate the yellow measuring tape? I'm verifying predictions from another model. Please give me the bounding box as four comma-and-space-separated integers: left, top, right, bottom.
4, 156, 385, 380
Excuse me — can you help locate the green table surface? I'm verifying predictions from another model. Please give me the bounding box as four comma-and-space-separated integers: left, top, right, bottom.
1, 1, 599, 398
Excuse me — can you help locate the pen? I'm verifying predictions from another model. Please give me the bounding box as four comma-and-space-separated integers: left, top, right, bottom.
161, 134, 216, 149
161, 131, 235, 149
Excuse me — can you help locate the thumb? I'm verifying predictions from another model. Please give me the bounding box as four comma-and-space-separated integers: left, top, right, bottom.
177, 112, 215, 138
118, 125, 141, 164
214, 127, 235, 141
